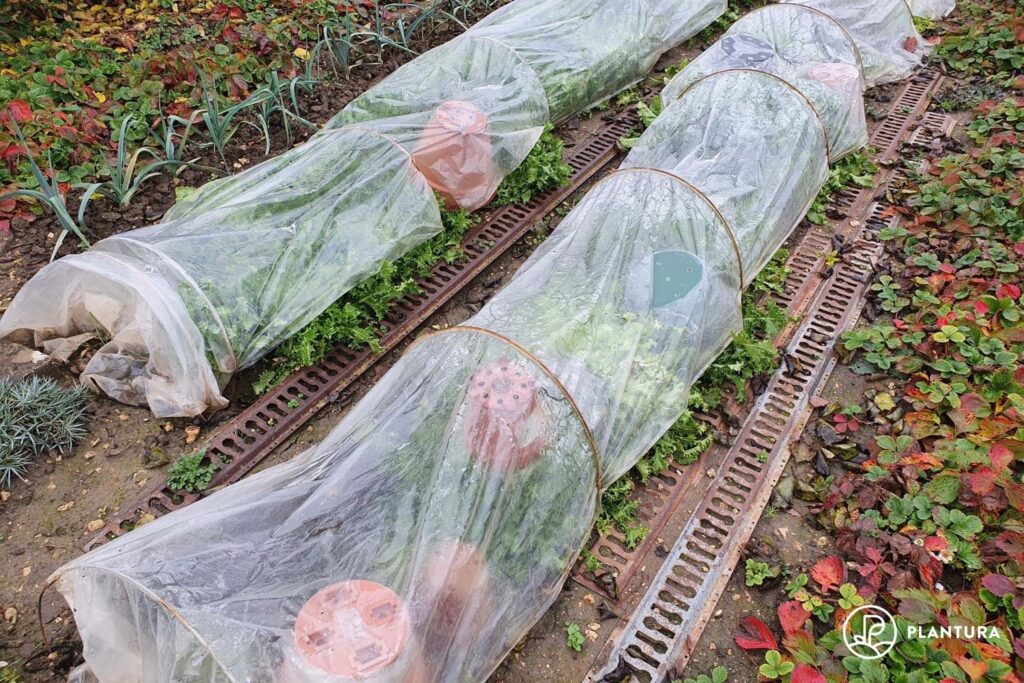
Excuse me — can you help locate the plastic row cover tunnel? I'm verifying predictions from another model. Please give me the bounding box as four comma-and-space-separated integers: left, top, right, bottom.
782, 0, 928, 86
0, 0, 726, 418
54, 68, 837, 683
659, 3, 869, 160
910, 0, 955, 19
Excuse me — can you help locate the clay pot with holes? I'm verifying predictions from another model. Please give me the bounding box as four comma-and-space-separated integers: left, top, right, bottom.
280, 580, 429, 683
410, 100, 498, 211
462, 360, 549, 471
413, 540, 493, 658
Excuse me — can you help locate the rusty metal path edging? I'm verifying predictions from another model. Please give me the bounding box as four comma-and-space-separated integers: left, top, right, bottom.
571, 69, 944, 605
584, 70, 945, 681
589, 232, 884, 682
85, 110, 639, 550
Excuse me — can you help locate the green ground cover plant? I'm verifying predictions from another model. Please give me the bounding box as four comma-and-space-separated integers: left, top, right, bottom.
0, 376, 88, 488
728, 36, 1024, 680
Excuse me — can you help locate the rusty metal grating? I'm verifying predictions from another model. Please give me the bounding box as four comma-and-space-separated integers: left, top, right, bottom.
85, 111, 639, 550
589, 229, 885, 683
870, 70, 942, 159
907, 111, 959, 147
571, 70, 943, 603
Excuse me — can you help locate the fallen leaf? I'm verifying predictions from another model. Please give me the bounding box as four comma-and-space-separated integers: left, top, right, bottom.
790, 664, 826, 683
778, 600, 810, 634
733, 616, 778, 651
874, 392, 896, 411
811, 556, 844, 592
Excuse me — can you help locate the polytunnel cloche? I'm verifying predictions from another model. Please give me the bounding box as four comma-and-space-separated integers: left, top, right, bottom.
661, 3, 869, 160
0, 0, 727, 418
783, 0, 928, 86
52, 64, 850, 682
625, 69, 830, 286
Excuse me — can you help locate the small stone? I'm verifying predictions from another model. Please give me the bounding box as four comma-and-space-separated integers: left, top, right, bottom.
163, 422, 174, 432
83, 451, 96, 460
86, 519, 105, 533
713, 609, 723, 619
776, 527, 789, 540
706, 468, 716, 478
709, 642, 717, 651
0, 491, 9, 502
4, 607, 16, 624
133, 471, 149, 486
57, 501, 74, 512
185, 425, 201, 444
582, 594, 595, 606
21, 566, 31, 577
119, 414, 129, 422
587, 622, 600, 631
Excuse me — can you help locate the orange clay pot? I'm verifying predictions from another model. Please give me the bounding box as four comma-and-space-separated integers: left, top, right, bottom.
462, 360, 548, 471
412, 540, 494, 661
411, 100, 499, 211
280, 580, 428, 683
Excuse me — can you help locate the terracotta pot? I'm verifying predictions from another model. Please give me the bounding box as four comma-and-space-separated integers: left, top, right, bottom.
411, 100, 499, 211
281, 580, 428, 683
462, 361, 549, 471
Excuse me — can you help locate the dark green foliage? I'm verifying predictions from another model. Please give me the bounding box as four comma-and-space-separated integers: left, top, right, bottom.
253, 202, 478, 394
0, 376, 88, 488
492, 124, 571, 207
936, 3, 1024, 84
254, 128, 572, 394
167, 448, 218, 493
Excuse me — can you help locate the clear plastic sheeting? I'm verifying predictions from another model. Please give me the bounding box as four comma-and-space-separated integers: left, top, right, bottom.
784, 0, 927, 86
660, 4, 868, 160
625, 70, 829, 285
59, 329, 600, 683
53, 64, 845, 682
0, 0, 728, 417
327, 0, 728, 206
470, 169, 743, 485
0, 129, 438, 417
910, 0, 955, 19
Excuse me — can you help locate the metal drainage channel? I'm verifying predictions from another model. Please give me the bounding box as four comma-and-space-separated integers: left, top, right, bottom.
571, 69, 944, 606
85, 110, 639, 550
584, 70, 946, 682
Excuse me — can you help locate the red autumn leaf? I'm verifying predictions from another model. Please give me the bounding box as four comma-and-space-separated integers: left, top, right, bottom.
733, 616, 778, 651
811, 556, 844, 592
990, 443, 1014, 472
778, 600, 810, 635
7, 99, 32, 123
924, 535, 948, 553
965, 467, 999, 495
998, 283, 1022, 299
973, 300, 990, 315
791, 664, 827, 683
982, 573, 1016, 597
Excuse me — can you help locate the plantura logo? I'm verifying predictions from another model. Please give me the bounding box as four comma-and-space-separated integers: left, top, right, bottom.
842, 604, 898, 660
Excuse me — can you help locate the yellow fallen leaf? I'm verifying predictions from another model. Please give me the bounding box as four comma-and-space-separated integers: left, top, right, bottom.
293, 47, 310, 60
95, 92, 107, 103
874, 392, 896, 411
